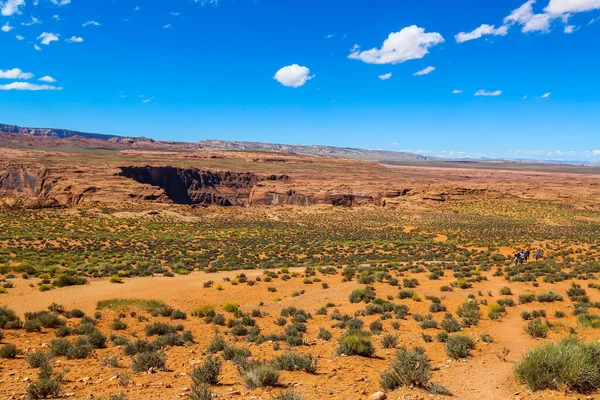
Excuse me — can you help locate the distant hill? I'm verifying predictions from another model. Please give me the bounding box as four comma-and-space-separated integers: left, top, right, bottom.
0, 122, 434, 161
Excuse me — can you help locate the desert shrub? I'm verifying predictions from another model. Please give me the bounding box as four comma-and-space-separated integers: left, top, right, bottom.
525, 319, 549, 338
189, 382, 213, 400
370, 320, 384, 334
380, 346, 431, 391
554, 310, 566, 318
497, 298, 516, 307
440, 317, 461, 333
66, 338, 93, 360
191, 355, 222, 385
519, 294, 536, 304
349, 287, 376, 303
49, 339, 72, 357
0, 343, 19, 359
436, 331, 449, 342
0, 330, 4, 342
170, 309, 187, 320
445, 335, 475, 359
24, 319, 43, 333
191, 305, 215, 318
456, 299, 481, 327
514, 338, 600, 392
207, 336, 227, 354
27, 351, 52, 368
420, 319, 438, 330
381, 334, 399, 349
317, 328, 332, 341
429, 303, 447, 313
154, 332, 186, 348
131, 351, 166, 372
111, 318, 127, 331
102, 355, 120, 368
87, 330, 107, 349
271, 389, 304, 400
577, 314, 600, 329
272, 353, 317, 373
222, 303, 240, 313
25, 311, 65, 329
537, 292, 563, 303
144, 322, 177, 337
499, 287, 513, 295
64, 309, 85, 319
26, 363, 63, 400
397, 290, 414, 299
337, 330, 374, 357
124, 339, 156, 356
238, 361, 280, 389
222, 346, 252, 363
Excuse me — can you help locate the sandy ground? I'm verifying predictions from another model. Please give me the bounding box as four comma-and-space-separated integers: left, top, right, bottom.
1, 265, 597, 400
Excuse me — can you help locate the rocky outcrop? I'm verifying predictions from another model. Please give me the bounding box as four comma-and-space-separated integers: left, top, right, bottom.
118, 166, 288, 206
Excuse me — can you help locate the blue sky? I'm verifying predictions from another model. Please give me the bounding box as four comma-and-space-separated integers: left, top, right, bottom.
0, 0, 599, 161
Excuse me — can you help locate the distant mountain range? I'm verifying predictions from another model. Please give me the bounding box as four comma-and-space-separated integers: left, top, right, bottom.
0, 122, 434, 161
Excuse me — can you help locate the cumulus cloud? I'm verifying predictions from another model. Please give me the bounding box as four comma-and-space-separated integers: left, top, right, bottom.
37, 32, 59, 45
82, 20, 100, 27
66, 36, 83, 43
475, 89, 502, 96
564, 24, 577, 33
21, 16, 41, 26
2, 22, 13, 32
505, 1, 553, 33
413, 66, 435, 76
274, 64, 314, 88
348, 25, 444, 65
38, 75, 56, 82
545, 0, 600, 14
0, 68, 33, 80
0, 81, 62, 91
16, 34, 24, 40
1, 0, 25, 16
378, 72, 392, 80
455, 24, 508, 43
34, 44, 41, 51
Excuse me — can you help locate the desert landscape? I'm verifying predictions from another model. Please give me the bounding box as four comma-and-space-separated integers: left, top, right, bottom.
1, 131, 600, 400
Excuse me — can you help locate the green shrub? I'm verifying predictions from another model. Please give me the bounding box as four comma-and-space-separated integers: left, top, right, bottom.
456, 300, 481, 327
144, 322, 177, 337
577, 314, 600, 329
66, 338, 93, 360
537, 292, 563, 303
270, 389, 304, 400
189, 383, 213, 400
525, 319, 549, 338
26, 363, 63, 400
272, 353, 317, 373
191, 356, 222, 385
445, 335, 475, 359
222, 303, 240, 313
381, 334, 399, 348
27, 350, 52, 368
337, 330, 374, 357
238, 361, 280, 389
519, 293, 536, 304
514, 338, 600, 392
317, 328, 332, 341
207, 335, 227, 354
380, 346, 431, 391
0, 343, 19, 359
131, 351, 166, 372
191, 305, 215, 318
111, 319, 127, 331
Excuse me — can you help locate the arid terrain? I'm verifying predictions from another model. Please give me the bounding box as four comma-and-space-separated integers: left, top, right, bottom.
1, 134, 600, 400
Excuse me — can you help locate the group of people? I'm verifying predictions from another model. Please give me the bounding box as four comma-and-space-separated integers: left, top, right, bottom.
513, 249, 542, 265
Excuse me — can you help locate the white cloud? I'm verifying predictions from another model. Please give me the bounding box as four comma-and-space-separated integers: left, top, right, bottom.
325, 33, 336, 39
541, 92, 551, 98
2, 22, 13, 32
413, 66, 435, 76
348, 25, 444, 65
455, 24, 508, 43
16, 34, 24, 40
66, 36, 83, 43
21, 16, 41, 26
82, 20, 100, 27
1, 0, 25, 16
34, 44, 41, 51
505, 1, 553, 33
37, 32, 60, 45
545, 0, 600, 14
198, 0, 220, 6
50, 0, 70, 5
163, 23, 171, 29
452, 90, 463, 94
38, 75, 56, 82
274, 64, 314, 88
378, 72, 392, 80
0, 68, 33, 79
0, 81, 62, 91
475, 89, 502, 96
564, 24, 577, 33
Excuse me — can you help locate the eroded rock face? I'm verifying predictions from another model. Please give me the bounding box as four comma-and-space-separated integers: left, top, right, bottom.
118, 166, 288, 206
